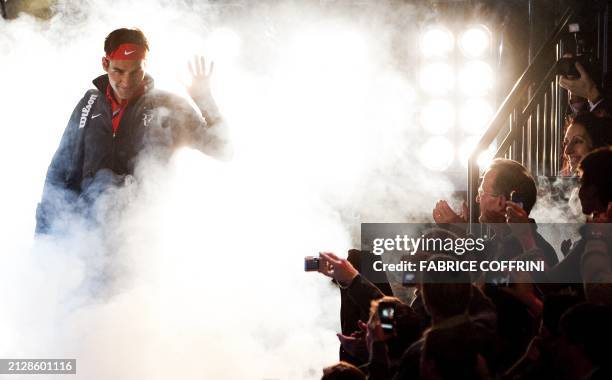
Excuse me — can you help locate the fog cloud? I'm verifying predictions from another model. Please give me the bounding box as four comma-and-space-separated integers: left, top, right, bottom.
0, 1, 456, 378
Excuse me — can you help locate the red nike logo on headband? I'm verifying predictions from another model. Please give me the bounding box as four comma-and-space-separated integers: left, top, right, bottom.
107, 43, 146, 60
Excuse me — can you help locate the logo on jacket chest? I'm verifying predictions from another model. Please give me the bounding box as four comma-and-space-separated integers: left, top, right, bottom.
79, 94, 99, 129
142, 110, 154, 127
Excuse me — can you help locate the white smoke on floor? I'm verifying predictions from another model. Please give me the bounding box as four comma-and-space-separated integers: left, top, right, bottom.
0, 1, 454, 379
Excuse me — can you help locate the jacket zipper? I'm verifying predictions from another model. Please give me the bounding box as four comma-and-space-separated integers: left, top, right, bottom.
111, 102, 133, 172
111, 109, 118, 171
111, 130, 116, 172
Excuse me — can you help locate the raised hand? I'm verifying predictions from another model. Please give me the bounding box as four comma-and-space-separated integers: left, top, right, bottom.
318, 251, 359, 287
505, 200, 529, 224
187, 55, 214, 100
505, 200, 536, 251
336, 327, 368, 360
433, 200, 468, 224
559, 62, 601, 102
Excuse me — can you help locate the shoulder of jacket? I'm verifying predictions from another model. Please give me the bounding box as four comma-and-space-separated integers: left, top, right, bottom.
79, 89, 103, 104
144, 89, 187, 104
143, 90, 198, 115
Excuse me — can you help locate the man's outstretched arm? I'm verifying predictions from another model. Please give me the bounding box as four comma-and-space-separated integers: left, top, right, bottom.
183, 55, 232, 160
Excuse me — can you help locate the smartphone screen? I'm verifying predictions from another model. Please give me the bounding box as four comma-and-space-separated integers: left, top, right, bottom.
378, 302, 395, 332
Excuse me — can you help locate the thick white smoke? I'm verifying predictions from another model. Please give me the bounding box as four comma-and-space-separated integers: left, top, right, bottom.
0, 1, 455, 379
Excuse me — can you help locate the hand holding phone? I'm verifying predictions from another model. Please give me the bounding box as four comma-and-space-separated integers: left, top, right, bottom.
509, 190, 524, 209
377, 302, 396, 334
506, 190, 529, 224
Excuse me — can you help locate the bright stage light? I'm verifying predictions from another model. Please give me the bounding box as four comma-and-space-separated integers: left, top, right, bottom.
286, 26, 369, 78
419, 137, 455, 171
459, 99, 494, 135
420, 27, 455, 58
419, 62, 454, 96
420, 100, 455, 135
459, 25, 491, 58
204, 27, 242, 64
458, 60, 493, 96
458, 137, 496, 168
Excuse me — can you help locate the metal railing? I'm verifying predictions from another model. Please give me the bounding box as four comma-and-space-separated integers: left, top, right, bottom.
467, 7, 575, 230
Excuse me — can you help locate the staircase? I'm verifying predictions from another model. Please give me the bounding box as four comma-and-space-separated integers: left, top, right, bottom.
467, 2, 612, 229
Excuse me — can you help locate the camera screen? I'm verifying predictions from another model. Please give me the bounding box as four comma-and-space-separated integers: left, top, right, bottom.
402, 272, 416, 287
304, 256, 320, 272
379, 305, 395, 331
381, 307, 394, 319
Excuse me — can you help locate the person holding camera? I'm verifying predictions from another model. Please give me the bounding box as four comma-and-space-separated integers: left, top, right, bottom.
560, 60, 611, 118
364, 256, 498, 380
364, 296, 422, 380
557, 23, 610, 118
316, 251, 394, 366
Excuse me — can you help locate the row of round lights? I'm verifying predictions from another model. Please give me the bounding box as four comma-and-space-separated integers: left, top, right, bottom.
418, 25, 496, 172
420, 25, 490, 58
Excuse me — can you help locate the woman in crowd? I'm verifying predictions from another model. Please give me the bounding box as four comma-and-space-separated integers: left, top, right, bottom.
562, 112, 612, 175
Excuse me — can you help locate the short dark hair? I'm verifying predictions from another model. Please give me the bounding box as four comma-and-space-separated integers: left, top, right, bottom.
542, 293, 582, 337
321, 361, 365, 380
571, 113, 612, 149
421, 256, 472, 319
579, 146, 612, 205
104, 28, 149, 55
560, 303, 612, 365
488, 159, 537, 214
369, 296, 422, 359
422, 324, 482, 380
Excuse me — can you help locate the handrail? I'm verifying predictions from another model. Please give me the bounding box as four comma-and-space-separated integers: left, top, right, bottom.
522, 61, 562, 117
467, 7, 574, 230
494, 61, 561, 158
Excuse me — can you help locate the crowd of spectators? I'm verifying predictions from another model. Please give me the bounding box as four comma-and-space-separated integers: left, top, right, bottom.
315, 61, 612, 379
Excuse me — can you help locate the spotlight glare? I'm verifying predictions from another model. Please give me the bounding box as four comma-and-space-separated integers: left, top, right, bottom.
459, 99, 494, 135
458, 137, 496, 168
419, 137, 455, 171
420, 100, 455, 135
204, 28, 242, 64
287, 27, 369, 77
458, 60, 493, 96
419, 63, 454, 96
459, 25, 491, 58
420, 27, 455, 58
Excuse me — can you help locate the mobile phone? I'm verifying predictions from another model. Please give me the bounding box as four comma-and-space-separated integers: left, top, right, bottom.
510, 190, 524, 209
304, 256, 320, 272
490, 274, 511, 287
378, 302, 396, 333
484, 267, 511, 287
402, 272, 417, 287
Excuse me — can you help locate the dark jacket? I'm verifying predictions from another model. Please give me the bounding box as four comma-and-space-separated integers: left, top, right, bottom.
339, 249, 394, 365
36, 74, 230, 233
367, 285, 498, 380
488, 220, 559, 268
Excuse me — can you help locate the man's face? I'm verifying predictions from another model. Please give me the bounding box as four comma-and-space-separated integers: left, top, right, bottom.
102, 57, 145, 101
476, 169, 506, 223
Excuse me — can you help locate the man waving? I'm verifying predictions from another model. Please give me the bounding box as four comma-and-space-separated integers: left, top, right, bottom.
36, 28, 230, 234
